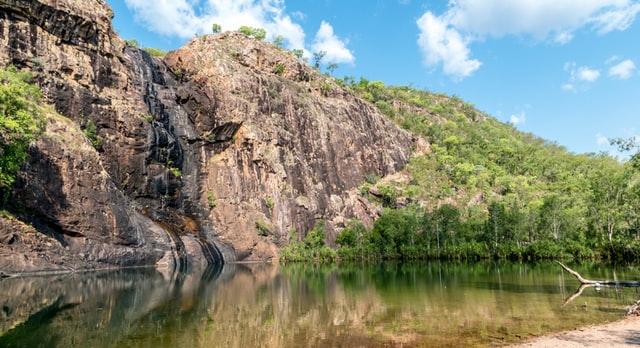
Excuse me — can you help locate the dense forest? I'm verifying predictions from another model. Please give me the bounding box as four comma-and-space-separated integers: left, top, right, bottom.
283, 78, 640, 263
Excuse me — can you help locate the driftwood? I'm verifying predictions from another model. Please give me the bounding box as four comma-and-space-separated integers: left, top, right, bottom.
557, 261, 640, 306
557, 262, 640, 287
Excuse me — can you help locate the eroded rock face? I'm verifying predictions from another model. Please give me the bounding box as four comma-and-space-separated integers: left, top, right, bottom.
0, 0, 413, 271
0, 0, 231, 273
165, 33, 414, 260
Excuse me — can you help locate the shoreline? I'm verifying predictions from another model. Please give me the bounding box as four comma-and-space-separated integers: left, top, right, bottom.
513, 316, 640, 347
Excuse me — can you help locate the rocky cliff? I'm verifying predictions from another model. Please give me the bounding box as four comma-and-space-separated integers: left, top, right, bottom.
0, 0, 413, 274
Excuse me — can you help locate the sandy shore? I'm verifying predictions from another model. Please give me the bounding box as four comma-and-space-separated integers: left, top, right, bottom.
514, 317, 640, 347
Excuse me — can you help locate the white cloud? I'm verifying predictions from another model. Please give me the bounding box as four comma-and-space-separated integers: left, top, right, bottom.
124, 0, 307, 49
445, 0, 640, 39
605, 55, 621, 65
123, 0, 353, 62
311, 21, 355, 65
416, 12, 481, 79
591, 3, 640, 33
562, 62, 600, 91
123, 0, 203, 38
577, 67, 601, 82
609, 59, 637, 79
509, 111, 526, 126
596, 133, 609, 146
417, 0, 640, 78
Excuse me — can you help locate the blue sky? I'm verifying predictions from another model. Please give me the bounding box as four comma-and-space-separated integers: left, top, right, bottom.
107, 0, 640, 155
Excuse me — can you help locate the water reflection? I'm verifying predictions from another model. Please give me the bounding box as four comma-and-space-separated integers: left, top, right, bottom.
0, 262, 638, 347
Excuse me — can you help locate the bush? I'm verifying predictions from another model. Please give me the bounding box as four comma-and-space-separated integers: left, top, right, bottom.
0, 67, 46, 191
524, 240, 564, 260
83, 119, 102, 149
143, 47, 167, 58
125, 39, 139, 48
207, 191, 216, 209
376, 184, 398, 207
336, 221, 367, 248
272, 63, 285, 76
265, 197, 274, 209
280, 222, 337, 264
291, 49, 304, 60
212, 23, 222, 34
563, 239, 595, 261
256, 220, 272, 237
238, 26, 266, 40
602, 240, 640, 262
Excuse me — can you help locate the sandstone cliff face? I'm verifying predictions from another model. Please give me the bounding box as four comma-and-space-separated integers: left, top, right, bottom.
0, 0, 413, 272
165, 33, 413, 260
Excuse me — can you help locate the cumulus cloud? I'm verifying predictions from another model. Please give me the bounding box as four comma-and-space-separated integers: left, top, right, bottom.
509, 111, 526, 126
562, 62, 601, 91
122, 0, 354, 62
417, 0, 640, 78
417, 12, 481, 79
312, 21, 355, 65
609, 59, 637, 79
576, 67, 601, 82
123, 0, 203, 38
123, 0, 305, 49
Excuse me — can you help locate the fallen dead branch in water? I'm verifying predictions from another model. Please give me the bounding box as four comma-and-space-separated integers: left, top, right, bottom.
557, 261, 640, 307
557, 261, 640, 286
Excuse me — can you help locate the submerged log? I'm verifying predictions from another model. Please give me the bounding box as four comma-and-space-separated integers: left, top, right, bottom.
558, 262, 640, 306
557, 262, 640, 287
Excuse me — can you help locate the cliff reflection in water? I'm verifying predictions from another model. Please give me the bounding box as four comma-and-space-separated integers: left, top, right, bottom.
0, 262, 638, 347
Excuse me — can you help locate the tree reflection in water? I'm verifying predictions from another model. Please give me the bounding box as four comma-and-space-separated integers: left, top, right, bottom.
0, 262, 638, 347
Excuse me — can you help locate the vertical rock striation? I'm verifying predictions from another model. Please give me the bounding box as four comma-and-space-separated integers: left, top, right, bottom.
0, 0, 413, 272
165, 33, 414, 260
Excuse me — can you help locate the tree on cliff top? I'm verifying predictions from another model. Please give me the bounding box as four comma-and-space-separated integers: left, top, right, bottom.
0, 67, 46, 191
238, 26, 267, 40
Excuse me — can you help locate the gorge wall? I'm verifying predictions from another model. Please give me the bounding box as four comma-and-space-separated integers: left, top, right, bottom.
0, 0, 413, 274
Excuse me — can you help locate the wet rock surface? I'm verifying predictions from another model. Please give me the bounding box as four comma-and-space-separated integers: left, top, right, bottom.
0, 0, 412, 272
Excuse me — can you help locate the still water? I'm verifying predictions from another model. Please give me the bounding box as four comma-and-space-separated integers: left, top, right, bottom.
1, 262, 639, 347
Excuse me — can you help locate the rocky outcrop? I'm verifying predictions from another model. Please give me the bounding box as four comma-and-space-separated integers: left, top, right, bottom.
0, 0, 413, 273
165, 33, 413, 260
0, 112, 179, 274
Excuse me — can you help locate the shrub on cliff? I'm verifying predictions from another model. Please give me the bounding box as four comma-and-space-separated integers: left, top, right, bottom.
143, 47, 167, 58
211, 23, 222, 34
0, 67, 46, 192
280, 222, 337, 263
238, 26, 267, 40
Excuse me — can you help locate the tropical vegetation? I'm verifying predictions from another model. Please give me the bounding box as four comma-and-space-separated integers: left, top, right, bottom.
283, 77, 640, 263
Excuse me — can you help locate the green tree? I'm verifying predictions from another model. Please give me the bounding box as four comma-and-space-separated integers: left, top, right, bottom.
326, 63, 338, 75
291, 49, 304, 60
0, 67, 46, 191
238, 26, 266, 40
312, 51, 326, 69
212, 23, 222, 34
612, 137, 640, 170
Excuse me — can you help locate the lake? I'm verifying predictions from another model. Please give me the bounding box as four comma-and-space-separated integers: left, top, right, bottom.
1, 262, 639, 347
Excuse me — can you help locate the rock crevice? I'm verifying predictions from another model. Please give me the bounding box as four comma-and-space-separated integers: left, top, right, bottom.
0, 0, 412, 272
